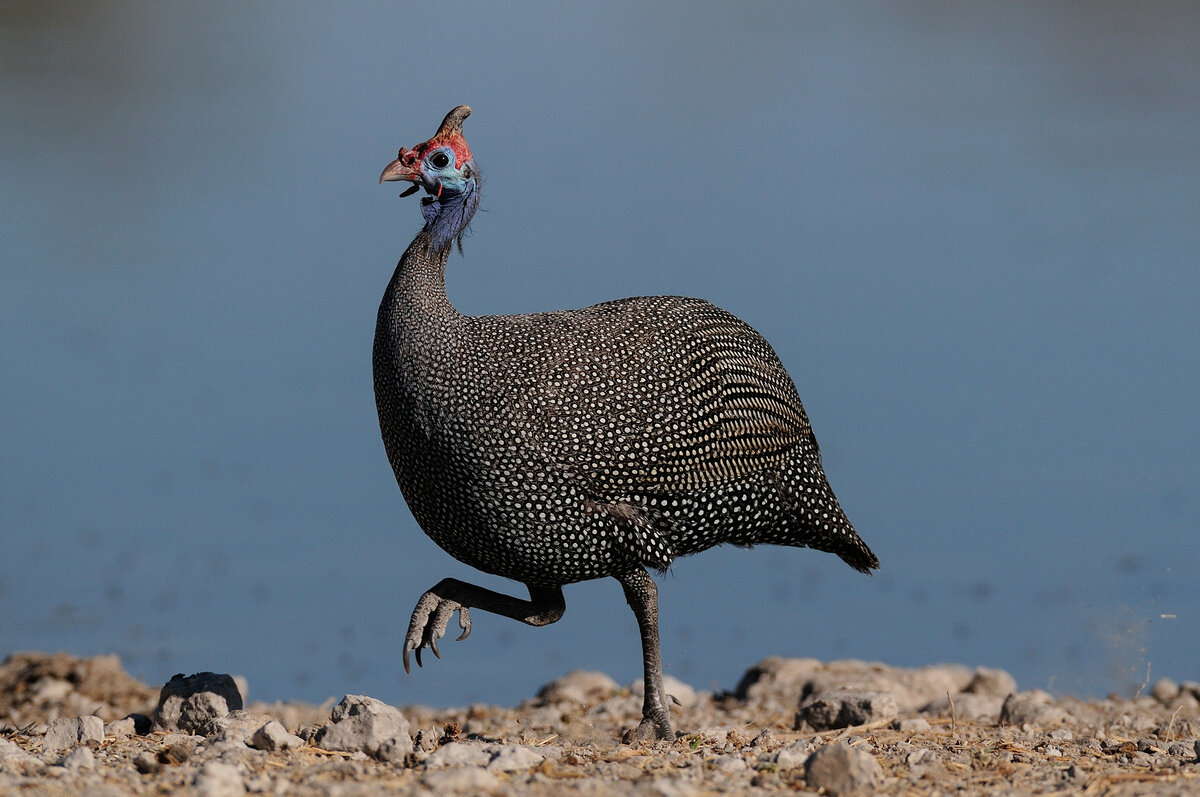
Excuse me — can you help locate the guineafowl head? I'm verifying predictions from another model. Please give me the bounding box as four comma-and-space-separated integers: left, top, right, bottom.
380, 105, 479, 251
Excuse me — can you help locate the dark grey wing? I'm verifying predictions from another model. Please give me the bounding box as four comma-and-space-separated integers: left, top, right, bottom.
533, 298, 813, 497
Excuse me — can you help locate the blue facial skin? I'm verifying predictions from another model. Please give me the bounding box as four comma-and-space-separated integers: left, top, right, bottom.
418, 147, 480, 252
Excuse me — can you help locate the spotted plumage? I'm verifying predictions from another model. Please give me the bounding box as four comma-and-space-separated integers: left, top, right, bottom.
374, 107, 878, 740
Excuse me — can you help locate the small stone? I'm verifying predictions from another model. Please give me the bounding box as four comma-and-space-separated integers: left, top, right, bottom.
134, 751, 162, 774
105, 717, 137, 738
712, 754, 747, 772
1165, 741, 1195, 758
896, 718, 931, 732
774, 740, 815, 770
154, 673, 244, 734
906, 748, 939, 766
486, 744, 544, 772
249, 721, 302, 752
999, 691, 1068, 727
59, 745, 94, 770
965, 667, 1017, 697
315, 695, 412, 761
43, 715, 104, 750
200, 711, 276, 746
751, 729, 777, 749
1048, 728, 1074, 741
1150, 678, 1179, 704
193, 760, 245, 797
805, 743, 883, 795
421, 767, 501, 793
375, 736, 412, 764
797, 691, 897, 731
424, 741, 491, 768
413, 728, 439, 752
0, 738, 40, 769
924, 692, 1003, 720
536, 670, 620, 704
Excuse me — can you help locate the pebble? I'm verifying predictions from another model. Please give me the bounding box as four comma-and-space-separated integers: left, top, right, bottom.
1150, 677, 1178, 704
965, 666, 1017, 697
250, 720, 303, 752
711, 754, 747, 772
154, 672, 244, 734
805, 742, 884, 795
797, 690, 898, 730
193, 760, 245, 797
485, 744, 544, 772
424, 742, 492, 768
896, 717, 931, 732
536, 670, 619, 705
42, 715, 104, 750
58, 745, 94, 770
1000, 690, 1068, 727
774, 740, 815, 770
315, 695, 412, 761
421, 767, 501, 793
0, 737, 41, 768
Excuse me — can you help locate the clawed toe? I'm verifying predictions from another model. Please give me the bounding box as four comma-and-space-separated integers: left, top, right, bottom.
403, 589, 469, 674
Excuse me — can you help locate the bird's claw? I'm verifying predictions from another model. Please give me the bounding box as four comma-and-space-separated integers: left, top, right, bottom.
402, 590, 472, 674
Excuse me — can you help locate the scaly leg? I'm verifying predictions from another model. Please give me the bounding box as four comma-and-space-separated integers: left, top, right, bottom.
403, 578, 565, 673
616, 567, 674, 740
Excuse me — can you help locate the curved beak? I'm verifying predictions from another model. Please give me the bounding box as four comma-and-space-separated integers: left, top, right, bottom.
379, 153, 422, 197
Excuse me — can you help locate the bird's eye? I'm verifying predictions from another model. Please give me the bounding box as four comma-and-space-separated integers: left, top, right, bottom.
430, 151, 450, 169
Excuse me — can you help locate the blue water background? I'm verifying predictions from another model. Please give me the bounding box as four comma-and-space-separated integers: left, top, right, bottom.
2, 2, 1197, 707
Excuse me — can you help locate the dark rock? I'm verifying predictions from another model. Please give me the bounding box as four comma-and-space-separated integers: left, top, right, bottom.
797, 691, 897, 731
154, 673, 243, 734
999, 690, 1067, 727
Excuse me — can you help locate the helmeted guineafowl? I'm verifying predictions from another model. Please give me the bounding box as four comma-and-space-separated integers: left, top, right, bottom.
374, 106, 878, 741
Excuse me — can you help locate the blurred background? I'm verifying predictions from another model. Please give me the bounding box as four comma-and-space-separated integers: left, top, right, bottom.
2, 2, 1197, 708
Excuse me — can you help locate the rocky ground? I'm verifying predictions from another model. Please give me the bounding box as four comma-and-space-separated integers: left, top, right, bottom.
1, 652, 1198, 796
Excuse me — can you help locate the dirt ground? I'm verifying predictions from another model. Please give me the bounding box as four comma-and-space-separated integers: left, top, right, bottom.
1, 651, 1197, 796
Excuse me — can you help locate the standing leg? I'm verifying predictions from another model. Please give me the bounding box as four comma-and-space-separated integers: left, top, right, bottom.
616, 567, 674, 740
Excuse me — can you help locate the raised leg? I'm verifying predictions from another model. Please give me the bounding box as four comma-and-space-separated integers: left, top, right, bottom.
404, 578, 565, 673
616, 567, 674, 740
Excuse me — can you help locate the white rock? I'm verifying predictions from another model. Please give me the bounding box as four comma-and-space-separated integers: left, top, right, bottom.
43, 716, 104, 750
0, 738, 40, 769
316, 695, 412, 760
59, 746, 94, 770
805, 743, 884, 795
424, 741, 491, 768
250, 721, 302, 752
421, 767, 501, 793
536, 670, 619, 704
774, 740, 815, 770
711, 754, 747, 772
193, 761, 245, 797
485, 744, 544, 772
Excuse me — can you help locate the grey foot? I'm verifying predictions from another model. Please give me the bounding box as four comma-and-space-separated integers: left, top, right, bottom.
630, 711, 674, 742
403, 589, 472, 673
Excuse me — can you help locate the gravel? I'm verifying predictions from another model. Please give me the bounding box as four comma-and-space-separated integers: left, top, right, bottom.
1, 651, 1198, 795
